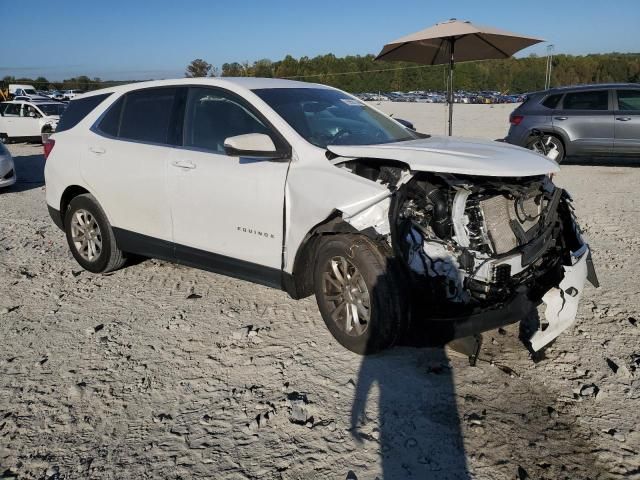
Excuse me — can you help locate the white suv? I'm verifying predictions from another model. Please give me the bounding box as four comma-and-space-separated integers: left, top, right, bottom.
44, 78, 598, 354
0, 100, 66, 143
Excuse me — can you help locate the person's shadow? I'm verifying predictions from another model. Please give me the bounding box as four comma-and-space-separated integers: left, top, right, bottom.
350, 345, 470, 479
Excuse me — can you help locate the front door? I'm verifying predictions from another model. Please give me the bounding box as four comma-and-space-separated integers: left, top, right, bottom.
167, 86, 290, 285
553, 89, 613, 155
613, 89, 640, 154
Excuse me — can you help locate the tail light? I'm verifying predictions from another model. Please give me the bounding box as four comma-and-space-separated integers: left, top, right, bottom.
43, 139, 55, 160
510, 114, 524, 126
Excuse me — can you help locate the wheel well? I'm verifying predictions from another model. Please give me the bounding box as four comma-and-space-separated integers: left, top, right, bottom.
60, 185, 90, 218
286, 212, 387, 299
529, 130, 567, 151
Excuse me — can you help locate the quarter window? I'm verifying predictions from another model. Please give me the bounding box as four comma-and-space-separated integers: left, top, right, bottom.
56, 93, 112, 132
617, 90, 640, 111
563, 90, 609, 111
119, 88, 177, 144
184, 87, 273, 154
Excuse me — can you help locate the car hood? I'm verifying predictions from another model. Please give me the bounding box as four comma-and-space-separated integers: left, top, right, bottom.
327, 136, 559, 177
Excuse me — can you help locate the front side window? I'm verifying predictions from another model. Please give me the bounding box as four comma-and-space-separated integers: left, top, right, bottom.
253, 87, 418, 148
118, 88, 177, 144
563, 90, 609, 111
183, 87, 273, 153
617, 90, 640, 111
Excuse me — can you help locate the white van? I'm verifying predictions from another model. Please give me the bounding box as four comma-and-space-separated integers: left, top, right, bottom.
9, 84, 50, 101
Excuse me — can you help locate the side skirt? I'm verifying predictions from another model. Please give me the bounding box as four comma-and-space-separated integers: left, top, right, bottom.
112, 227, 285, 291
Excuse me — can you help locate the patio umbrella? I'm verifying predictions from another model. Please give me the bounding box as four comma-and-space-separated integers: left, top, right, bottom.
375, 19, 544, 135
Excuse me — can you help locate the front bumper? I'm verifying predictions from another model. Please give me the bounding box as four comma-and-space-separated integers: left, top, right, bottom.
528, 244, 595, 351
407, 244, 597, 351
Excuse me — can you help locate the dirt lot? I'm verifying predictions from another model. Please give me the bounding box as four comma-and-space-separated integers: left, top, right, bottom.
1, 104, 639, 479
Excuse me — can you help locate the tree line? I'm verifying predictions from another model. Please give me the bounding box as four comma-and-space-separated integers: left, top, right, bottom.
3, 52, 639, 95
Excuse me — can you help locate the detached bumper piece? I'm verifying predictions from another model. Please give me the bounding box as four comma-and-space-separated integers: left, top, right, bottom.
529, 245, 597, 351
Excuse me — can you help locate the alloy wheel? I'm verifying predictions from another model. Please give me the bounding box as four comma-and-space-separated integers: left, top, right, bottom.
70, 209, 103, 261
322, 255, 371, 337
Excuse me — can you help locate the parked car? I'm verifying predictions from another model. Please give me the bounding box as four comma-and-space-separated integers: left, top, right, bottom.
0, 100, 66, 143
44, 78, 597, 354
0, 141, 16, 188
506, 83, 640, 162
62, 89, 83, 100
46, 90, 65, 101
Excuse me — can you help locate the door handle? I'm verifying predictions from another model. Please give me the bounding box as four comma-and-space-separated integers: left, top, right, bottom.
89, 146, 105, 154
554, 116, 568, 121
616, 117, 632, 121
171, 159, 196, 170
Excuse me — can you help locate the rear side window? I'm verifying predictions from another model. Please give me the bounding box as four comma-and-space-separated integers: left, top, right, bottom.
56, 93, 112, 132
541, 94, 561, 109
563, 90, 609, 111
617, 90, 640, 111
119, 88, 177, 144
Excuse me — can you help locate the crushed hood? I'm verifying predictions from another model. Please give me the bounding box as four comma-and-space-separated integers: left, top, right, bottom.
327, 136, 560, 177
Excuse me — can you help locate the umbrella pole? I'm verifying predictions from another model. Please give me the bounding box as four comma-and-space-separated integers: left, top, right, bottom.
448, 38, 455, 136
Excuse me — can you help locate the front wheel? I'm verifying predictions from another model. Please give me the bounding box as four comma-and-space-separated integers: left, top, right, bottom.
0, 133, 9, 144
527, 134, 565, 163
313, 235, 406, 355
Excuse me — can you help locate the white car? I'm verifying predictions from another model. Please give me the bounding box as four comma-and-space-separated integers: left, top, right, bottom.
0, 142, 16, 188
44, 78, 598, 355
0, 100, 66, 143
62, 89, 83, 100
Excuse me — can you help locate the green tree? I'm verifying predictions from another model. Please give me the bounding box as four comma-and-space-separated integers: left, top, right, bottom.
185, 59, 213, 78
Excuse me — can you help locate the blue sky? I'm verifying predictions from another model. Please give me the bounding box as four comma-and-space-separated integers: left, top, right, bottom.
2, 0, 639, 80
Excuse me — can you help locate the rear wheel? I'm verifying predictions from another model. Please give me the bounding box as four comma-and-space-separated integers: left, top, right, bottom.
64, 194, 126, 273
527, 134, 565, 163
0, 133, 9, 144
313, 235, 406, 355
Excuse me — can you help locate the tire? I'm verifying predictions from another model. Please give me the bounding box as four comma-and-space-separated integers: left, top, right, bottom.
313, 234, 406, 355
64, 194, 126, 273
0, 133, 9, 144
526, 134, 565, 163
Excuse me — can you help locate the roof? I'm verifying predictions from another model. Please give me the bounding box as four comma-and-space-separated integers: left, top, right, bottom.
529, 83, 640, 96
80, 77, 329, 98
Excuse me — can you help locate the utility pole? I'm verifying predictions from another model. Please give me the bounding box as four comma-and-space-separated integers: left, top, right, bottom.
545, 44, 555, 90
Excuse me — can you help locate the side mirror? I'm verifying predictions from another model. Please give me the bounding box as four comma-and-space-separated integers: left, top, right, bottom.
395, 118, 415, 130
223, 133, 286, 159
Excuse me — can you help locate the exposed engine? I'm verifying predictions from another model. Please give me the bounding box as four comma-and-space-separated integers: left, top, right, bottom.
388, 171, 573, 308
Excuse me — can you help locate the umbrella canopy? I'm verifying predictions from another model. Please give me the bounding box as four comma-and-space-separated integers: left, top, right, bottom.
375, 19, 544, 135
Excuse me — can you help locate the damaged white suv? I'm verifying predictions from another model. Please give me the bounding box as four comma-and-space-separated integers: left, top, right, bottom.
45, 78, 598, 354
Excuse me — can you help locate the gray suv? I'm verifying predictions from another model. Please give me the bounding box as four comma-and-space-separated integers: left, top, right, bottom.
506, 83, 640, 162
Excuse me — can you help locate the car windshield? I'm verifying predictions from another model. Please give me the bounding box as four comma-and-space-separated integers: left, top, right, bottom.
24, 89, 37, 95
37, 103, 67, 116
253, 87, 418, 148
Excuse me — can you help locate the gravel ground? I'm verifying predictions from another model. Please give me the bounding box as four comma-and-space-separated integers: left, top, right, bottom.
1, 105, 639, 479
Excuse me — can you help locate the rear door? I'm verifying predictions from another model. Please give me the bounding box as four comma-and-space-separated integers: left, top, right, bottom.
553, 89, 613, 155
84, 87, 185, 250
613, 88, 640, 154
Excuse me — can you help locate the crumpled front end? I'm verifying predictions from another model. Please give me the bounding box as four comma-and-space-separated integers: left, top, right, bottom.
339, 161, 598, 351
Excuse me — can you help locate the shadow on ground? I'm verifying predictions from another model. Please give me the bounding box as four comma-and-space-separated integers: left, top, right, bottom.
5, 152, 45, 193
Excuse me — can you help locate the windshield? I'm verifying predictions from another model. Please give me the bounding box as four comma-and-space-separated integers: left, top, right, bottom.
37, 103, 67, 116
253, 87, 418, 148
24, 89, 37, 95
